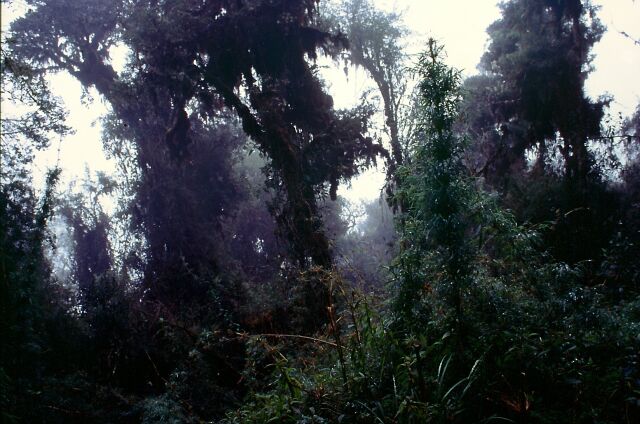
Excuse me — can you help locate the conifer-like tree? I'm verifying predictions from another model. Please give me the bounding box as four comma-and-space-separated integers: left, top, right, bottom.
394, 40, 473, 334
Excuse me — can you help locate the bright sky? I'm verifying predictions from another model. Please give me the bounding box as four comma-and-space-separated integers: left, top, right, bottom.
2, 0, 639, 201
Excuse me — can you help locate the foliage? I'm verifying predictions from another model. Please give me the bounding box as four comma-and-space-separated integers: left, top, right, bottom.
221, 38, 639, 424
477, 0, 607, 184
0, 167, 72, 421
392, 40, 474, 332
0, 51, 71, 153
322, 0, 411, 169
458, 0, 632, 267
2, 1, 639, 423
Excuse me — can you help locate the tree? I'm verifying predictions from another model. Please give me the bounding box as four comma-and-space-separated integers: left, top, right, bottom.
0, 167, 67, 422
393, 40, 475, 335
458, 0, 621, 265
323, 0, 409, 166
322, 0, 411, 207
57, 172, 114, 298
475, 0, 607, 186
8, 0, 385, 274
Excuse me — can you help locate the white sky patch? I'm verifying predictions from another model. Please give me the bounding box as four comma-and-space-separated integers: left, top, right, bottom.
394, 0, 500, 74
586, 0, 640, 115
31, 75, 115, 193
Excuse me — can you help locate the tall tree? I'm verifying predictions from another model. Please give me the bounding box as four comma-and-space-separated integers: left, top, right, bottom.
475, 0, 607, 186
58, 172, 115, 298
393, 40, 473, 334
322, 0, 411, 208
457, 0, 618, 265
8, 0, 385, 276
323, 0, 409, 167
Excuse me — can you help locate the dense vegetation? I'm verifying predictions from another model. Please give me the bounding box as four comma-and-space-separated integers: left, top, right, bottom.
1, 0, 638, 422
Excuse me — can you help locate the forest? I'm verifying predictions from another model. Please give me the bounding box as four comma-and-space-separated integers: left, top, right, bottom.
1, 0, 639, 422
